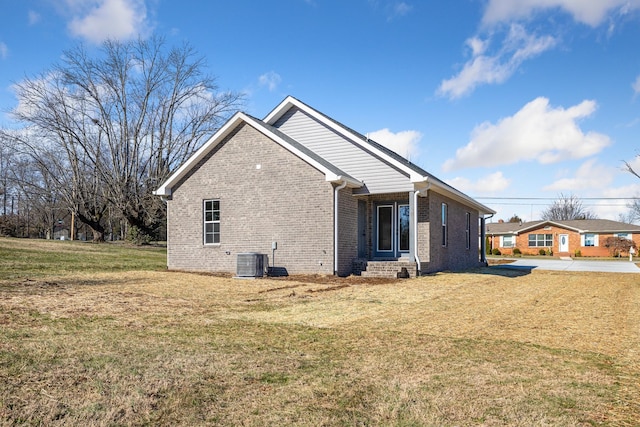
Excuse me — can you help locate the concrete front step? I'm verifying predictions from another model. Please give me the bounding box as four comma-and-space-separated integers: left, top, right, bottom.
355, 260, 417, 278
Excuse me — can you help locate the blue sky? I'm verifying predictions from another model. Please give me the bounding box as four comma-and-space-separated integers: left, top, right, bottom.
2, 0, 640, 222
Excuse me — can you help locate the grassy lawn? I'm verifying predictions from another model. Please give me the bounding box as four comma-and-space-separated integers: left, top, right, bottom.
1, 237, 639, 426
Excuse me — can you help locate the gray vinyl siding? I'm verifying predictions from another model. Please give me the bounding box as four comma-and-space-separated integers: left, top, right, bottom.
274, 107, 413, 195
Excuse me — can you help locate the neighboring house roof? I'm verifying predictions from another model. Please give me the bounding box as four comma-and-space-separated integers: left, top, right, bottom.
486, 219, 640, 235
155, 96, 496, 216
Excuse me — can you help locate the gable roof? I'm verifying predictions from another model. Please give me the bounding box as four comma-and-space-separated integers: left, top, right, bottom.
154, 111, 362, 197
486, 219, 640, 235
264, 96, 495, 215
155, 96, 495, 216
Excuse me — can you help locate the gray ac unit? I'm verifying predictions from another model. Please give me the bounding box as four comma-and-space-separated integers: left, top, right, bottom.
236, 252, 268, 277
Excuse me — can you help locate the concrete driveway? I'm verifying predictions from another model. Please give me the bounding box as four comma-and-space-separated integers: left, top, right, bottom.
493, 258, 640, 273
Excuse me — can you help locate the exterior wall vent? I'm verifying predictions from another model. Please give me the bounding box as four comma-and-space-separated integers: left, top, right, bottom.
236, 253, 268, 278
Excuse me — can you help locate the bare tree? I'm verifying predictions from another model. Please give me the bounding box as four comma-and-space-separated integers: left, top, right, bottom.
540, 193, 597, 221
624, 157, 640, 180
10, 36, 243, 240
0, 137, 15, 217
623, 157, 640, 224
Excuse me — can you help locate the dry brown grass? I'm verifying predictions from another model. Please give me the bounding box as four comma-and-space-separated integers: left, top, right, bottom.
1, 261, 639, 425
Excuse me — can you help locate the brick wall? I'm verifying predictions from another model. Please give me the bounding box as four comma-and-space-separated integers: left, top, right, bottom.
167, 123, 335, 275
422, 191, 482, 273
337, 187, 358, 275
417, 194, 430, 271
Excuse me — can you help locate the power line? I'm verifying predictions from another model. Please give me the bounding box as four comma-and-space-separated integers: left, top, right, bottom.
488, 202, 632, 206
474, 197, 640, 200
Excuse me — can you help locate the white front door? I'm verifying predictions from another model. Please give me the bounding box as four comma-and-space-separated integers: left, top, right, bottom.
374, 202, 411, 258
559, 234, 569, 252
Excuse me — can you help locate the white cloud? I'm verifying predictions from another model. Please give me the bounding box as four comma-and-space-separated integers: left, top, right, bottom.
633, 75, 640, 95
258, 71, 282, 92
368, 0, 413, 20
483, 0, 640, 27
437, 24, 556, 99
589, 183, 640, 220
467, 37, 488, 56
391, 2, 412, 19
67, 0, 149, 43
543, 159, 614, 191
28, 10, 41, 25
447, 171, 511, 194
443, 97, 611, 171
0, 42, 7, 60
368, 128, 422, 160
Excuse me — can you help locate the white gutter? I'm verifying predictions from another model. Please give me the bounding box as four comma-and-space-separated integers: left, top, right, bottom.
413, 181, 431, 275
334, 180, 348, 275
480, 213, 495, 265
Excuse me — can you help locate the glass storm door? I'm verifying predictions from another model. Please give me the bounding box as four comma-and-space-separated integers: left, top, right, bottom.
377, 205, 393, 254
398, 204, 410, 253
376, 203, 410, 258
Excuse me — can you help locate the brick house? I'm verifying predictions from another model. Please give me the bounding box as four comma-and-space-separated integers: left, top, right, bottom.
486, 219, 640, 257
154, 96, 495, 277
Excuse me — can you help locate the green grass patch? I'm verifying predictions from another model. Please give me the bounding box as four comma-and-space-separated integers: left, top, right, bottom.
0, 237, 166, 280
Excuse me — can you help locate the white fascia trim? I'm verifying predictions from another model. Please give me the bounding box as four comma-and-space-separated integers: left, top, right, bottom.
265, 96, 425, 181
518, 220, 582, 234
327, 174, 362, 187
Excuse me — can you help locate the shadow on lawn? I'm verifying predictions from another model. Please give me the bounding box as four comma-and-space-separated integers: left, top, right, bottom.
474, 264, 534, 278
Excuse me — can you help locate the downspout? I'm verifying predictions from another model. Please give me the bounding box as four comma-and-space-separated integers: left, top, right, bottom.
480, 213, 494, 265
334, 180, 348, 275
413, 181, 431, 276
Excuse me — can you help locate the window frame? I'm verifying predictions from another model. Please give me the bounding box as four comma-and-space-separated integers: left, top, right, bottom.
501, 235, 515, 248
376, 204, 394, 253
203, 199, 220, 245
465, 212, 471, 250
583, 233, 596, 247
441, 203, 448, 247
528, 233, 553, 247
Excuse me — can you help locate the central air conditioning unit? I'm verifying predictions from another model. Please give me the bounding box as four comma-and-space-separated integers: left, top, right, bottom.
236, 252, 268, 278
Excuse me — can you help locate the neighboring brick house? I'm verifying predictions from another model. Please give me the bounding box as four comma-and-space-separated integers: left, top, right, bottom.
486, 219, 640, 257
154, 96, 495, 277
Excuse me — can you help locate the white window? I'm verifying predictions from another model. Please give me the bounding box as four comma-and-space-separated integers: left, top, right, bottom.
616, 233, 632, 240
441, 203, 448, 247
529, 234, 553, 247
501, 235, 515, 248
465, 212, 471, 250
204, 199, 220, 244
582, 233, 598, 247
